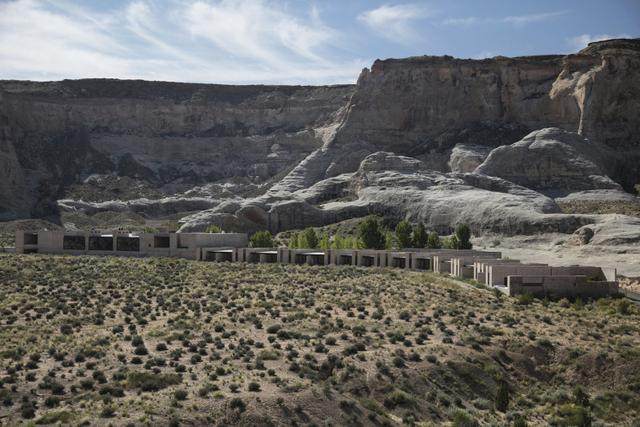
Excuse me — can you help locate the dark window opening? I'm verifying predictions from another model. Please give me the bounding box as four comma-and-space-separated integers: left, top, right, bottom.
205, 251, 232, 262
89, 236, 113, 251
260, 253, 277, 263
117, 237, 140, 252
361, 256, 375, 267
339, 255, 352, 265
154, 236, 170, 248
63, 235, 85, 250
415, 258, 430, 270
295, 254, 306, 265
392, 257, 406, 269
24, 233, 38, 245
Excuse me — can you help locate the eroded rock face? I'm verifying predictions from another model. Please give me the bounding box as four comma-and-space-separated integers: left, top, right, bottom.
474, 128, 621, 196
178, 151, 594, 236
0, 79, 354, 218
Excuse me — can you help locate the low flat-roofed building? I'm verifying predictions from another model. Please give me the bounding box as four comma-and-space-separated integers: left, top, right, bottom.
16, 230, 248, 260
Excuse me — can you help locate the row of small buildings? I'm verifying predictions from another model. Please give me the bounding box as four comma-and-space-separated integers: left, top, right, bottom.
16, 230, 618, 299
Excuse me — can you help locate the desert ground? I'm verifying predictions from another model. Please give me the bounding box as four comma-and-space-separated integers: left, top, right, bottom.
0, 253, 638, 426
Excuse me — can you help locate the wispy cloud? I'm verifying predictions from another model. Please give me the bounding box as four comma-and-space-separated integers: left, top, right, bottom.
0, 0, 366, 84
501, 10, 567, 25
567, 33, 632, 51
443, 10, 567, 27
358, 3, 431, 44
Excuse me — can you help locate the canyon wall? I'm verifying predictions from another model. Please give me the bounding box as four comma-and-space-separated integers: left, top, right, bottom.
0, 80, 354, 219
0, 39, 638, 231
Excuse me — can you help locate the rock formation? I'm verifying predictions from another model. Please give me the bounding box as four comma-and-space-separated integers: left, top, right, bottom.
0, 39, 639, 245
474, 127, 621, 196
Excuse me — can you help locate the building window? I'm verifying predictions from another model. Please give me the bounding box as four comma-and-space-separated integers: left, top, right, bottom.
63, 235, 85, 250
117, 237, 140, 252
24, 232, 38, 245
154, 236, 170, 248
88, 236, 113, 251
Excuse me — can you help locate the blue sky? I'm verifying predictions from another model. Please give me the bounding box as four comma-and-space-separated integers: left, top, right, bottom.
1, 0, 638, 84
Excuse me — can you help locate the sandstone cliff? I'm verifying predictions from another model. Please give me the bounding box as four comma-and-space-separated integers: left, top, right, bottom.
0, 79, 354, 219
1, 39, 639, 242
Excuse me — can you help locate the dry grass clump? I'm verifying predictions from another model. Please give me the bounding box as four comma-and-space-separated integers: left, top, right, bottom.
0, 253, 639, 425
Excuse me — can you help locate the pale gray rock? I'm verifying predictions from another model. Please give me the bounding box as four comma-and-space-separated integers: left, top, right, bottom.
448, 144, 492, 173
475, 128, 622, 197
179, 151, 598, 236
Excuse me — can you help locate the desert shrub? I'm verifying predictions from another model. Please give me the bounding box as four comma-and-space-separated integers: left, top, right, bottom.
573, 386, 589, 407
248, 381, 261, 392
395, 220, 412, 249
127, 372, 181, 392
551, 404, 591, 426
451, 409, 479, 427
229, 397, 246, 412
35, 410, 72, 424
250, 231, 274, 248
383, 389, 415, 408
174, 389, 188, 400
495, 380, 510, 412
100, 406, 115, 418
358, 216, 386, 250
517, 293, 534, 306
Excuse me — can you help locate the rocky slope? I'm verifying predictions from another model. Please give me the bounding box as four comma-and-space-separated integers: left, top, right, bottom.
1, 39, 639, 248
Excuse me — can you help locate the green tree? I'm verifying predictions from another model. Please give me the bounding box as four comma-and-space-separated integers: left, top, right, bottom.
495, 380, 510, 412
319, 233, 330, 250
426, 232, 441, 249
249, 231, 273, 248
412, 223, 428, 248
455, 224, 472, 249
331, 234, 344, 249
395, 220, 412, 249
443, 235, 459, 249
358, 216, 386, 250
205, 224, 222, 233
299, 228, 318, 249
288, 232, 299, 248
385, 230, 395, 250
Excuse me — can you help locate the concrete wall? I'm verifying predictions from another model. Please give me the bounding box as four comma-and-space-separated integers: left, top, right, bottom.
507, 275, 618, 298
486, 264, 551, 287
474, 259, 521, 282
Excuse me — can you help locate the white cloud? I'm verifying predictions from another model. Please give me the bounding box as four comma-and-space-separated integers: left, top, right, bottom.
442, 17, 478, 26
567, 33, 631, 51
358, 3, 430, 43
443, 10, 567, 27
0, 0, 365, 84
501, 10, 567, 25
